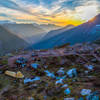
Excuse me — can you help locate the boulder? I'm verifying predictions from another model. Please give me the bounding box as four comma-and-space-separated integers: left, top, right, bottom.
24, 77, 40, 84
31, 63, 39, 69
64, 98, 75, 100
67, 68, 77, 78
80, 89, 91, 96
64, 88, 71, 95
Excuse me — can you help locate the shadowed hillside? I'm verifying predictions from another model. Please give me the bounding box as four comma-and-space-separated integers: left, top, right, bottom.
0, 25, 29, 55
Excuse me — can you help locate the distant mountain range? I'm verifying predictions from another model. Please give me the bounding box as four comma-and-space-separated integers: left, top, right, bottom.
1, 24, 46, 44
1, 23, 61, 44
30, 14, 100, 49
1, 14, 100, 54
0, 20, 16, 24
39, 24, 61, 32
0, 23, 61, 55
42, 24, 74, 40
0, 25, 29, 55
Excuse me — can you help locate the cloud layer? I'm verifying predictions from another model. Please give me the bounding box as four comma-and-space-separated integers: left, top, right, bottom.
0, 0, 100, 26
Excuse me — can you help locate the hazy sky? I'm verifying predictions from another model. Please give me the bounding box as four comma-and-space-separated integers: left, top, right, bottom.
0, 0, 100, 26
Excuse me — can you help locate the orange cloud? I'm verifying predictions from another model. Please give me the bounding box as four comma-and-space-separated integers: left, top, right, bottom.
0, 0, 99, 26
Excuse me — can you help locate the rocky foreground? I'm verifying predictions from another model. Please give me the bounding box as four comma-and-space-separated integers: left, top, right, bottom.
0, 43, 100, 100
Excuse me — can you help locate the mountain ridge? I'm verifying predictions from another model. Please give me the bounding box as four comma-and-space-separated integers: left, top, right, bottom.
2, 24, 47, 44
30, 14, 100, 49
41, 24, 74, 40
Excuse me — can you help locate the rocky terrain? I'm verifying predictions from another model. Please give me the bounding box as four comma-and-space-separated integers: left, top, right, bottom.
0, 43, 100, 100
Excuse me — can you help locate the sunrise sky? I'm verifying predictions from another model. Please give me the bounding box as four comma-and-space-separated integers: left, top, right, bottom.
0, 0, 100, 26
